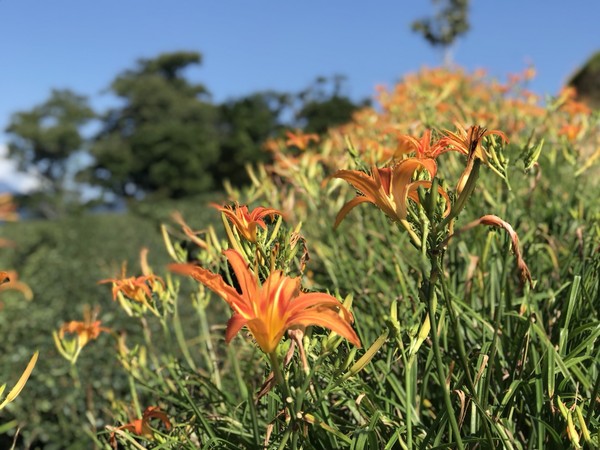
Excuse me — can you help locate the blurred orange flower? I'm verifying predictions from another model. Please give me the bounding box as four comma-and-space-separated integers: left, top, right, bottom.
211, 202, 281, 243
54, 306, 110, 363
110, 406, 172, 448
285, 130, 319, 150
59, 306, 110, 349
170, 248, 361, 354
0, 193, 18, 222
99, 271, 164, 306
0, 269, 33, 300
0, 271, 9, 284
558, 123, 583, 142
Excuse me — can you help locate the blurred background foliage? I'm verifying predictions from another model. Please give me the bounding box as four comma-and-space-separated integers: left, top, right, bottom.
1, 2, 600, 444
1, 61, 598, 447
4, 50, 367, 219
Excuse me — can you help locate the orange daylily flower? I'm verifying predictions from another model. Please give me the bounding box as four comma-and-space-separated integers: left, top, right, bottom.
211, 202, 282, 243
170, 248, 361, 354
441, 125, 509, 194
391, 129, 447, 175
332, 163, 450, 229
285, 130, 320, 150
0, 271, 9, 284
59, 306, 110, 349
0, 193, 18, 222
558, 123, 582, 142
98, 271, 164, 305
109, 406, 172, 448
0, 269, 33, 300
441, 124, 508, 163
171, 211, 209, 249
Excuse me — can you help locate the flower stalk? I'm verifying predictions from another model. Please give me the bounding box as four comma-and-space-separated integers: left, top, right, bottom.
424, 255, 464, 450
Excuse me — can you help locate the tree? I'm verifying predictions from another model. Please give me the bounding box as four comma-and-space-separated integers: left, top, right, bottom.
5, 89, 94, 217
215, 91, 289, 184
85, 51, 220, 199
412, 0, 470, 65
568, 50, 600, 109
294, 75, 368, 134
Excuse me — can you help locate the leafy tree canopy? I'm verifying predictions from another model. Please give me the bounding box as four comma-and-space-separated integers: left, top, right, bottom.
295, 75, 368, 134
5, 89, 94, 217
568, 50, 600, 109
412, 0, 470, 63
215, 91, 290, 184
5, 89, 94, 188
85, 51, 220, 199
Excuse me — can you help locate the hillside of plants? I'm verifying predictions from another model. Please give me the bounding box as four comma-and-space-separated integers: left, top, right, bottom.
1, 67, 599, 449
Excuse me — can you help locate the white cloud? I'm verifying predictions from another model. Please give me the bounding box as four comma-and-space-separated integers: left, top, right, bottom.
0, 143, 40, 193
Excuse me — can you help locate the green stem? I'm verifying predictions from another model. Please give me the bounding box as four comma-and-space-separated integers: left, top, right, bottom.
196, 296, 222, 390
269, 352, 295, 414
439, 267, 495, 448
585, 361, 600, 426
400, 219, 422, 248
269, 352, 297, 448
426, 257, 464, 450
69, 363, 82, 390
405, 356, 414, 450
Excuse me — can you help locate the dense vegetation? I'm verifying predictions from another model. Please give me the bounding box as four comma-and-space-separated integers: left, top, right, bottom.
1, 67, 599, 449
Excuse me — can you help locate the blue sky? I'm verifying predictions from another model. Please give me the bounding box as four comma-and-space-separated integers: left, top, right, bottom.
0, 0, 598, 190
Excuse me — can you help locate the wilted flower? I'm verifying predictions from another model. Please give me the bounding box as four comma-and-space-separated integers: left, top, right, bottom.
170, 248, 361, 354
109, 406, 172, 448
211, 202, 281, 243
448, 214, 532, 288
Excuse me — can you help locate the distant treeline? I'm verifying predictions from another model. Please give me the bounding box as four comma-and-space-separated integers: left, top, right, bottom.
4, 51, 369, 218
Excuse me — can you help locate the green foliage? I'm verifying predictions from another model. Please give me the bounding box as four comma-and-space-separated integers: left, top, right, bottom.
568, 50, 600, 109
215, 91, 289, 184
86, 51, 220, 199
412, 0, 470, 62
3, 68, 600, 449
5, 53, 368, 207
0, 195, 219, 449
4, 89, 94, 217
295, 75, 367, 134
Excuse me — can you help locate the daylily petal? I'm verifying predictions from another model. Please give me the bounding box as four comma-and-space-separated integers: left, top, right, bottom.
333, 197, 372, 229
223, 249, 259, 305
287, 308, 361, 348
333, 169, 383, 201
168, 263, 248, 315
246, 317, 286, 354
212, 203, 282, 243
225, 313, 249, 343
287, 292, 354, 322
